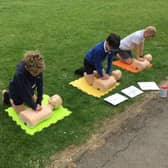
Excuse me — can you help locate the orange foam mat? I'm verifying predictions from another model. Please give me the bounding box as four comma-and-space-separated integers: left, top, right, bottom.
112, 60, 152, 73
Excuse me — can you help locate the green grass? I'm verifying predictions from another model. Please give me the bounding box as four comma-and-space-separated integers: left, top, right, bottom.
0, 0, 168, 167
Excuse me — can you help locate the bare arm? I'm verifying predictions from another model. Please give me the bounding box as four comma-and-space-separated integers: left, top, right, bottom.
135, 43, 144, 60
140, 43, 144, 56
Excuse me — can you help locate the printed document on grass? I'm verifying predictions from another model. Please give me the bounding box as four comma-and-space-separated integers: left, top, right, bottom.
121, 85, 143, 98
137, 82, 160, 90
104, 93, 128, 106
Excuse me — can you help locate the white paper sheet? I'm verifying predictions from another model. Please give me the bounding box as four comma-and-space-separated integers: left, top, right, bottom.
104, 93, 128, 106
121, 85, 143, 98
137, 82, 160, 90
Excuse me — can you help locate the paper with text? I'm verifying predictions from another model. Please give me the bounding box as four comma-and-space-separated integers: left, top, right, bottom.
121, 85, 143, 98
137, 82, 160, 90
104, 93, 128, 106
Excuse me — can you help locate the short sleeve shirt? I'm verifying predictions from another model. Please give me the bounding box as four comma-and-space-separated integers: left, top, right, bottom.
119, 30, 145, 50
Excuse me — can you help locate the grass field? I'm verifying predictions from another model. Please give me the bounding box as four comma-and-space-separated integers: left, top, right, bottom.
0, 0, 168, 167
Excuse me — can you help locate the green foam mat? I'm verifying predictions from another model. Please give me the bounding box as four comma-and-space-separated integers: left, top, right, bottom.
5, 94, 72, 135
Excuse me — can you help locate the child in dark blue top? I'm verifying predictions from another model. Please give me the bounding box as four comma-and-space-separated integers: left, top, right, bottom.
75, 33, 120, 84
3, 50, 45, 113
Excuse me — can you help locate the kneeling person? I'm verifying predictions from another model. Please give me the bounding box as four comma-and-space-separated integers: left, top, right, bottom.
75, 33, 120, 85
3, 50, 45, 113
118, 26, 156, 64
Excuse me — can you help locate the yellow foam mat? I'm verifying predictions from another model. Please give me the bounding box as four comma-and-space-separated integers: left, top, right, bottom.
70, 77, 119, 98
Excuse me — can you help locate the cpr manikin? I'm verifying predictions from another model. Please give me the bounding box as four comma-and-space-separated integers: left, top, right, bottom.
19, 94, 62, 127
131, 54, 152, 71
84, 70, 122, 91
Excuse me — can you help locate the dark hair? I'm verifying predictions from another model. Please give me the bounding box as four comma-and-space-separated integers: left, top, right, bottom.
106, 33, 120, 49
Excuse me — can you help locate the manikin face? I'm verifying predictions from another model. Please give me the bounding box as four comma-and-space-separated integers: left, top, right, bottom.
144, 54, 152, 62
48, 95, 57, 105
112, 70, 122, 80
48, 95, 62, 108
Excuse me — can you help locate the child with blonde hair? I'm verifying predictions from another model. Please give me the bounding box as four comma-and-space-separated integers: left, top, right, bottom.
118, 26, 157, 64
2, 50, 45, 113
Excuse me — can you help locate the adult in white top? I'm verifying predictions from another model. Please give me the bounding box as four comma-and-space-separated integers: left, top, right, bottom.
118, 26, 156, 64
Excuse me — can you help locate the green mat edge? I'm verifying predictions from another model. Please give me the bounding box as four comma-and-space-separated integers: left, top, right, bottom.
5, 95, 72, 136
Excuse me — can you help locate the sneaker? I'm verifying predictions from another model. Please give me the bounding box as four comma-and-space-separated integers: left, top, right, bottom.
74, 67, 85, 76
2, 89, 10, 105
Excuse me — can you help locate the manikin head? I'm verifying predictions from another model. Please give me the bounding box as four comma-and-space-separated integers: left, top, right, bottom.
112, 70, 122, 80
48, 94, 62, 109
144, 54, 152, 62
